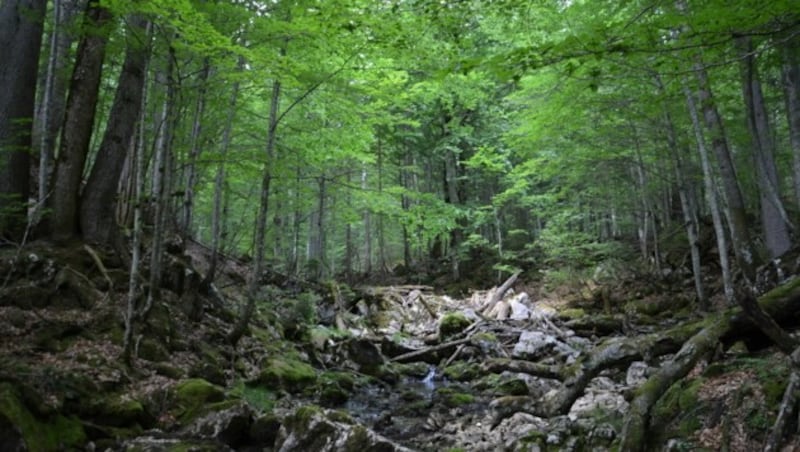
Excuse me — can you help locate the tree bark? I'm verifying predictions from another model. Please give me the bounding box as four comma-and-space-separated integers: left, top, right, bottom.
0, 0, 46, 238
684, 81, 734, 305
781, 34, 800, 213
80, 16, 150, 245
50, 3, 112, 242
181, 59, 211, 239
228, 78, 281, 346
692, 60, 797, 350
144, 47, 176, 313
203, 68, 239, 289
36, 0, 81, 207
736, 35, 792, 259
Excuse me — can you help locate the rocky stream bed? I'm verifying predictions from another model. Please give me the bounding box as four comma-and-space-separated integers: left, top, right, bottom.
2, 241, 800, 451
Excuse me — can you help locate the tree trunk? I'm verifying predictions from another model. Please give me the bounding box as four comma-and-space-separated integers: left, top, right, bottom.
307, 176, 326, 280
181, 59, 210, 239
203, 69, 239, 289
684, 81, 734, 305
694, 61, 796, 352
80, 16, 149, 245
36, 0, 81, 207
144, 48, 176, 313
0, 0, 46, 238
658, 75, 706, 309
737, 35, 792, 258
693, 60, 760, 279
121, 73, 149, 365
362, 166, 373, 274
50, 3, 112, 242
228, 78, 281, 346
782, 34, 800, 211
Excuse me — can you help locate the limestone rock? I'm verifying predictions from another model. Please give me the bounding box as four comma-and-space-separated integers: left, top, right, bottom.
275, 405, 414, 452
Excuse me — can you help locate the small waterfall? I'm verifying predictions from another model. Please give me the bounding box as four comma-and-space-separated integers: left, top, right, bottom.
422, 366, 436, 390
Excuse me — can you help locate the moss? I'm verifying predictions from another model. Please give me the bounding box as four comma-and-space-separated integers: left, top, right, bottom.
436, 388, 475, 407
96, 396, 147, 427
443, 362, 481, 381
497, 378, 529, 396
230, 382, 275, 413
438, 312, 471, 338
559, 308, 586, 319
257, 357, 318, 393
172, 379, 225, 423
319, 383, 349, 407
320, 371, 357, 391
651, 377, 704, 433
0, 383, 86, 451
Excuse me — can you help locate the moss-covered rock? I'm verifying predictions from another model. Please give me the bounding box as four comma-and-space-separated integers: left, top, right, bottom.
438, 313, 471, 338
256, 357, 318, 393
435, 387, 475, 408
497, 378, 529, 396
0, 383, 86, 451
443, 362, 481, 381
172, 378, 226, 423
91, 394, 150, 427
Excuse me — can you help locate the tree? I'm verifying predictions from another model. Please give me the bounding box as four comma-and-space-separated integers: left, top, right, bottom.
0, 0, 47, 239
50, 2, 113, 241
80, 15, 150, 246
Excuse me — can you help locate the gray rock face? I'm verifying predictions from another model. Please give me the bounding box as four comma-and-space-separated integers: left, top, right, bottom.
275, 406, 414, 452
512, 331, 578, 361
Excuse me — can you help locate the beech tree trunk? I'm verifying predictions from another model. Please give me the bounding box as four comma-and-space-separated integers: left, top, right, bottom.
181, 59, 210, 239
228, 78, 281, 346
781, 35, 800, 212
0, 0, 46, 238
145, 48, 176, 312
693, 61, 760, 279
658, 73, 706, 309
36, 0, 81, 207
737, 35, 792, 258
80, 16, 150, 245
203, 69, 239, 289
50, 3, 112, 242
684, 82, 734, 304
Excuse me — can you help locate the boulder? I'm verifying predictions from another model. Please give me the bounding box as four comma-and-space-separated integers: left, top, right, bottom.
275, 405, 414, 452
511, 331, 578, 361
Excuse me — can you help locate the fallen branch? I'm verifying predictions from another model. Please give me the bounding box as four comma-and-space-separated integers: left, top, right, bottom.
482, 358, 562, 380
390, 337, 472, 363
480, 271, 520, 315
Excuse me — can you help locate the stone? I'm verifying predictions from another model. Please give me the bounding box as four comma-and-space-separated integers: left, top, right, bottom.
275, 405, 414, 452
512, 331, 578, 361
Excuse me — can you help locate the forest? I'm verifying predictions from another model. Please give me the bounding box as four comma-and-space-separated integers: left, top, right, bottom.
2, 0, 800, 450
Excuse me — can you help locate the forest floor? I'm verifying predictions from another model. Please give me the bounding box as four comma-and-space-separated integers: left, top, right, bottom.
1, 239, 800, 451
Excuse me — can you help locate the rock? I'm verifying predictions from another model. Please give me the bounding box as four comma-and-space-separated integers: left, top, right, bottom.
275, 405, 414, 452
438, 312, 471, 339
0, 383, 86, 451
511, 331, 578, 361
182, 401, 255, 448
250, 412, 281, 445
121, 435, 232, 451
255, 357, 317, 393
626, 361, 650, 386
172, 379, 226, 423
508, 293, 532, 320
345, 338, 384, 367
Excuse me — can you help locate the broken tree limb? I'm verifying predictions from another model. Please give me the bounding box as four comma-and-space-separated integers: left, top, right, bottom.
480, 271, 521, 315
764, 369, 800, 452
390, 336, 472, 363
617, 277, 800, 451
482, 358, 562, 380
619, 317, 730, 452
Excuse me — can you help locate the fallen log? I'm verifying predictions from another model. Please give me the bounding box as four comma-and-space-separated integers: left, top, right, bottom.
618, 277, 800, 451
480, 271, 521, 315
389, 336, 472, 364
482, 358, 562, 380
